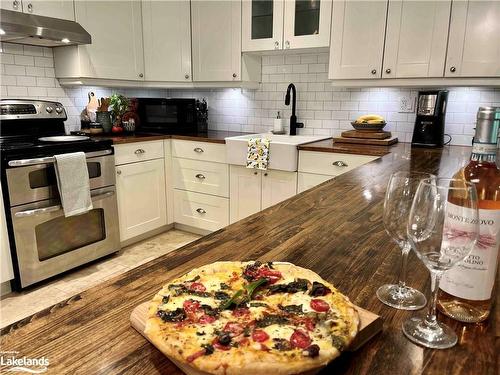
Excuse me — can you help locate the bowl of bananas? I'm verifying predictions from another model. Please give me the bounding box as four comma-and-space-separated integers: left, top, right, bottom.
351, 114, 386, 131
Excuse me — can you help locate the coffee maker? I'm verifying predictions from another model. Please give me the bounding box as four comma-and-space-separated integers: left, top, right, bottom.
411, 90, 448, 147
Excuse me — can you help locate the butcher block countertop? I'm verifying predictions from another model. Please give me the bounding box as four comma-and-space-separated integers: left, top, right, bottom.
93, 130, 251, 144
1, 143, 495, 375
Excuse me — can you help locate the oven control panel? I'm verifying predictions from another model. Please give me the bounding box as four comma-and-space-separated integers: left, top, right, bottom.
0, 100, 67, 120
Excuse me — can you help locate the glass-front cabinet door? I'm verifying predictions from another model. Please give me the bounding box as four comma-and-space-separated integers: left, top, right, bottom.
283, 0, 332, 49
242, 0, 284, 52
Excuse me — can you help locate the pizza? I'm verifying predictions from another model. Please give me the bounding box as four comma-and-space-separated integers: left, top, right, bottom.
145, 261, 359, 375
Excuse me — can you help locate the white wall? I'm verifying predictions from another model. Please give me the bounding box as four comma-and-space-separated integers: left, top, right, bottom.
2, 43, 499, 145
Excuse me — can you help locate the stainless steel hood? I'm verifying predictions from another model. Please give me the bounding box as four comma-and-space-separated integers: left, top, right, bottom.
0, 9, 91, 47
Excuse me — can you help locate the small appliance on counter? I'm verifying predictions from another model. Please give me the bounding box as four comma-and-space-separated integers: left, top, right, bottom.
135, 98, 199, 134
411, 90, 448, 148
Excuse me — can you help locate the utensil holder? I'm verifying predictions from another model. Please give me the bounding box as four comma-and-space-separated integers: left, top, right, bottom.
96, 111, 112, 133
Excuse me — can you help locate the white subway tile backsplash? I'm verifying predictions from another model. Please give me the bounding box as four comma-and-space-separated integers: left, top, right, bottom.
1, 44, 498, 143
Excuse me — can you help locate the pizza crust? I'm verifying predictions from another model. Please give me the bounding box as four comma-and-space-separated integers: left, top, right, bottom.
145, 261, 359, 375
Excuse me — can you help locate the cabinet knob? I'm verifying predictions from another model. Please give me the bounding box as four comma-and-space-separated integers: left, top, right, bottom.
116, 170, 121, 175
264, 172, 268, 176
450, 66, 456, 73
253, 171, 258, 175
12, 0, 19, 10
274, 41, 280, 49
332, 160, 348, 167
232, 73, 237, 78
385, 68, 391, 74
193, 147, 204, 153
196, 208, 206, 214
134, 148, 145, 154
371, 69, 377, 75
27, 3, 33, 12
285, 40, 290, 49
139, 73, 144, 78
185, 74, 190, 79
195, 173, 206, 180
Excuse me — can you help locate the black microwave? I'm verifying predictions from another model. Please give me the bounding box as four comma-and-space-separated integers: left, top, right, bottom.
136, 98, 199, 134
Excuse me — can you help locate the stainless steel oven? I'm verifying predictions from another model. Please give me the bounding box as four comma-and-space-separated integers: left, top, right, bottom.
6, 150, 115, 206
4, 149, 120, 289
10, 186, 119, 287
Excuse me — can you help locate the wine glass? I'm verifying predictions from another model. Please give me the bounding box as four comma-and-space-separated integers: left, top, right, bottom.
403, 178, 479, 349
376, 171, 435, 310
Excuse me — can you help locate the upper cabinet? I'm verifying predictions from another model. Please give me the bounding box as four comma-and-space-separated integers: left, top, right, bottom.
142, 0, 192, 82
283, 0, 332, 49
242, 0, 331, 52
1, 0, 74, 20
446, 0, 500, 77
329, 1, 388, 79
242, 0, 284, 51
383, 0, 451, 78
54, 1, 144, 81
330, 0, 499, 81
191, 0, 241, 81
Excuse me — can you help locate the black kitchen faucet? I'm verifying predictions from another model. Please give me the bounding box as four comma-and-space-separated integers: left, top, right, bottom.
285, 83, 304, 136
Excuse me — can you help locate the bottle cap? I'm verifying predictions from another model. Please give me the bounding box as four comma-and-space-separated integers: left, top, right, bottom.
475, 107, 499, 144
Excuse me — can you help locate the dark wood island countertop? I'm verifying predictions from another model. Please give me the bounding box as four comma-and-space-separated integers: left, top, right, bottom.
1, 143, 495, 375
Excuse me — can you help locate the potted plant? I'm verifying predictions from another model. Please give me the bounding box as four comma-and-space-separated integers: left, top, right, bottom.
110, 93, 130, 132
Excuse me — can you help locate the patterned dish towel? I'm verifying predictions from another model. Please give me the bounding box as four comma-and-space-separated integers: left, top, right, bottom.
246, 138, 270, 170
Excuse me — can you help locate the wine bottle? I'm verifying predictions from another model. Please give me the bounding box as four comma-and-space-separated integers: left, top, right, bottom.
438, 106, 500, 323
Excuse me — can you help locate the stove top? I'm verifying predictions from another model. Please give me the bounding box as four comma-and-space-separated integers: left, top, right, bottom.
1, 99, 113, 162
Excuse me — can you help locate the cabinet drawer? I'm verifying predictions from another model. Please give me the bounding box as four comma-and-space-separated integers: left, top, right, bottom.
173, 158, 229, 197
297, 172, 333, 193
114, 140, 164, 165
174, 190, 229, 232
172, 140, 226, 163
298, 151, 378, 176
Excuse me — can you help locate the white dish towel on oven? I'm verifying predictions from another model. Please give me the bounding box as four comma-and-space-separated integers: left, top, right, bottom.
54, 152, 93, 217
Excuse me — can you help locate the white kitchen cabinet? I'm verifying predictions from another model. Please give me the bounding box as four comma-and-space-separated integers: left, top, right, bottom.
0, 184, 14, 284
191, 0, 241, 81
329, 0, 388, 79
261, 169, 297, 210
383, 0, 451, 78
242, 0, 284, 52
445, 0, 500, 77
172, 158, 229, 198
1, 0, 22, 12
230, 166, 262, 223
230, 166, 297, 223
116, 158, 167, 242
297, 172, 332, 193
1, 0, 74, 20
27, 0, 75, 20
142, 0, 191, 82
283, 0, 332, 49
54, 1, 144, 81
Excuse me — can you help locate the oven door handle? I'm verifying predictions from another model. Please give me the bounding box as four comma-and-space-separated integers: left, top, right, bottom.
8, 149, 113, 167
14, 191, 115, 217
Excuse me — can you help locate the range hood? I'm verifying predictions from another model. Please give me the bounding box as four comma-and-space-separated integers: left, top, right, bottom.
0, 9, 91, 47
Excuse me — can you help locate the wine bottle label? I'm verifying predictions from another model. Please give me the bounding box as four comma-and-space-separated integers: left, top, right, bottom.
440, 203, 500, 301
472, 142, 497, 156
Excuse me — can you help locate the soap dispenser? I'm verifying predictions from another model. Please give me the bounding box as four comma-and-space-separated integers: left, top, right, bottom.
273, 111, 285, 134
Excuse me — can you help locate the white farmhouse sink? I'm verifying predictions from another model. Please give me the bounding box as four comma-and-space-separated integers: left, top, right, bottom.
225, 133, 331, 171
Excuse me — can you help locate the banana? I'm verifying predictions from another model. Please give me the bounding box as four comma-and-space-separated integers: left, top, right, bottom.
355, 114, 385, 123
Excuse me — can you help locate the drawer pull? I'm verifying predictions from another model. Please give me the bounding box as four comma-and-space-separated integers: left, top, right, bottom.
193, 147, 204, 153
134, 148, 146, 155
196, 208, 206, 214
195, 173, 206, 180
332, 161, 348, 167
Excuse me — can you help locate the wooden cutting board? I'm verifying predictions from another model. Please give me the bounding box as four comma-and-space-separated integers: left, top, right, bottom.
130, 301, 383, 375
341, 130, 392, 139
333, 136, 398, 146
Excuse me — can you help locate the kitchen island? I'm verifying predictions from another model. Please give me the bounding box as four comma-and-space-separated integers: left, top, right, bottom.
0, 143, 495, 375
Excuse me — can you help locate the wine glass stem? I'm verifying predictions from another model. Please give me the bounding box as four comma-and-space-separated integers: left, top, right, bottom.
424, 271, 443, 327
398, 242, 411, 290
